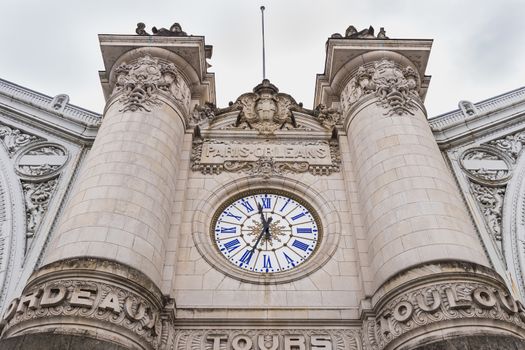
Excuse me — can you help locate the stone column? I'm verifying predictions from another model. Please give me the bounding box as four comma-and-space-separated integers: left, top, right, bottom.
315, 37, 525, 348
0, 35, 214, 349
341, 52, 489, 287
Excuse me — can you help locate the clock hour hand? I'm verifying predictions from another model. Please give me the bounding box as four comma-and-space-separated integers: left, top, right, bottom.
252, 203, 272, 252
251, 217, 272, 253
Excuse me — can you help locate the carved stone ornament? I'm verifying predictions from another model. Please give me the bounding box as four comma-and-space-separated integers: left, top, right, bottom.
111, 55, 191, 113
489, 129, 525, 162
314, 104, 343, 129
0, 124, 41, 157
470, 183, 505, 242
190, 102, 216, 127
0, 258, 170, 350
191, 138, 341, 177
228, 79, 300, 135
340, 59, 421, 116
363, 263, 525, 350
460, 146, 513, 186
15, 143, 68, 179
21, 178, 58, 253
173, 328, 361, 350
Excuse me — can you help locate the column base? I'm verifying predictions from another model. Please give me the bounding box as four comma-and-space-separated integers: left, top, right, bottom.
0, 258, 174, 350
412, 334, 525, 350
0, 332, 131, 350
362, 261, 525, 350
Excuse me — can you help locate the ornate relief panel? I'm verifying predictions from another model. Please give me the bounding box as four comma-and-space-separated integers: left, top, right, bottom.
453, 127, 525, 299
340, 59, 422, 116
191, 138, 341, 177
111, 55, 191, 113
0, 116, 78, 314
173, 328, 362, 350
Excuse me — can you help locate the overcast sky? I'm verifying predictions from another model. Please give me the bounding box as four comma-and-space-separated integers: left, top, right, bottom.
0, 0, 523, 117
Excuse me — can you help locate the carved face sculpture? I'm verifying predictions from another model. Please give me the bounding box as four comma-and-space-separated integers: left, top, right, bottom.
212, 191, 321, 274
255, 93, 277, 122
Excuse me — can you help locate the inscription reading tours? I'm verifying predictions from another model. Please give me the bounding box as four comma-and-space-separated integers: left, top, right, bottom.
214, 193, 320, 273
206, 333, 333, 350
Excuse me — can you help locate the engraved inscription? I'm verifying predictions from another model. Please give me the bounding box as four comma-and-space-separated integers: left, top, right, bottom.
192, 139, 340, 176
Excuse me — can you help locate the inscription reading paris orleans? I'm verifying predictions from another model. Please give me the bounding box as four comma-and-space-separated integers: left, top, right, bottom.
213, 192, 320, 273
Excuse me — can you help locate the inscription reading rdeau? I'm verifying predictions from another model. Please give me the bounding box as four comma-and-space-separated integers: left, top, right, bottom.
201, 141, 332, 165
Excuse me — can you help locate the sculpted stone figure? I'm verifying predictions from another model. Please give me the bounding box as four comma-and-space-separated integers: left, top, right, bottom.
135, 22, 188, 36
344, 25, 389, 39
152, 22, 187, 36
345, 25, 375, 39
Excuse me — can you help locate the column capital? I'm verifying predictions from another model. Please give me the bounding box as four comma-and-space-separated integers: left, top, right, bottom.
314, 36, 432, 110
98, 34, 215, 108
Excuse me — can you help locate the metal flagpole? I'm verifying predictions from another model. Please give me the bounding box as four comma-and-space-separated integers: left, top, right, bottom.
260, 6, 266, 80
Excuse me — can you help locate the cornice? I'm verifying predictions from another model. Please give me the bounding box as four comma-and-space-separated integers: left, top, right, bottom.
430, 86, 525, 148
0, 78, 101, 142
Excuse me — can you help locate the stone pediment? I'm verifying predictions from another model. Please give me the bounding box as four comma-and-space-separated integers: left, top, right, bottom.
189, 79, 342, 134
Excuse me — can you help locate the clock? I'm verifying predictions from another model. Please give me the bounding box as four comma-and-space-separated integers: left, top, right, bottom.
212, 191, 321, 273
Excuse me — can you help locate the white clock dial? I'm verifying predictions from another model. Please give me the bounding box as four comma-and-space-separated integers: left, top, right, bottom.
212, 192, 320, 273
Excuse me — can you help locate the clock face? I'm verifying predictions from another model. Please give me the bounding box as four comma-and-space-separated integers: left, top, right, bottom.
212, 192, 320, 273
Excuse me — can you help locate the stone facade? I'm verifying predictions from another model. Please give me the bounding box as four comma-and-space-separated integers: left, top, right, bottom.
0, 24, 524, 349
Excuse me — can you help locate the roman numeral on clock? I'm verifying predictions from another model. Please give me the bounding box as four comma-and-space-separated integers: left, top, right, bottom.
291, 212, 306, 221
283, 252, 296, 266
263, 255, 272, 269
223, 239, 241, 252
239, 250, 253, 264
292, 239, 310, 251
261, 197, 271, 209
220, 226, 237, 233
225, 211, 242, 221
240, 200, 255, 213
296, 227, 312, 234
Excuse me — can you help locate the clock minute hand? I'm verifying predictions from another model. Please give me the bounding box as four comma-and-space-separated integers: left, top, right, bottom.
252, 203, 272, 252
258, 202, 267, 227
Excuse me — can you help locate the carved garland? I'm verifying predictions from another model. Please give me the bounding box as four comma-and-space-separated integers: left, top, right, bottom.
111, 55, 191, 114
340, 59, 421, 116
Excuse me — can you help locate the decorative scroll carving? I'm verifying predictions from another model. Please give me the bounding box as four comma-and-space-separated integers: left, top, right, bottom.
470, 183, 505, 241
112, 55, 191, 113
22, 178, 58, 240
460, 147, 512, 186
1, 258, 165, 349
489, 129, 525, 162
16, 144, 68, 178
340, 59, 420, 116
173, 328, 361, 350
226, 80, 299, 135
135, 22, 188, 37
0, 124, 41, 157
363, 278, 525, 350
191, 139, 341, 176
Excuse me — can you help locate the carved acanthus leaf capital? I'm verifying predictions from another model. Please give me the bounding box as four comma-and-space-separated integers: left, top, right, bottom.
111, 55, 191, 113
341, 59, 422, 116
